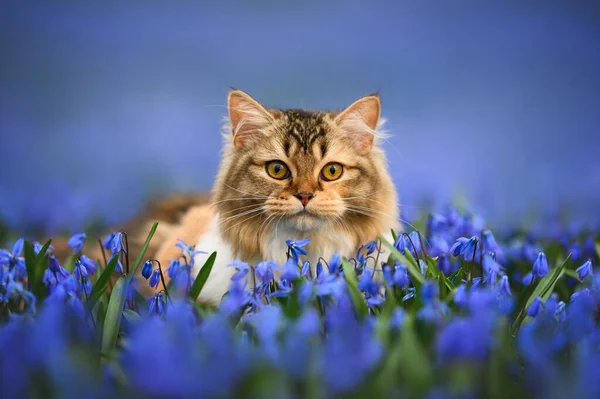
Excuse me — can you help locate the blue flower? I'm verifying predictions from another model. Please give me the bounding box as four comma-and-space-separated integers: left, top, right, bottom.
392, 262, 410, 288
0, 238, 24, 262
166, 259, 181, 279
285, 238, 310, 264
393, 234, 411, 255
451, 236, 479, 261
42, 256, 70, 293
532, 251, 549, 278
67, 233, 87, 253
576, 260, 593, 280
147, 292, 164, 315
221, 278, 249, 315
79, 255, 98, 276
482, 253, 503, 285
328, 254, 341, 275
280, 258, 300, 283
409, 231, 422, 254
568, 242, 583, 262
522, 271, 534, 286
481, 229, 500, 254
0, 238, 26, 278
498, 275, 512, 297
437, 314, 496, 362
228, 260, 250, 281
141, 260, 153, 279
301, 261, 310, 277
175, 239, 206, 265
255, 260, 275, 283
103, 231, 125, 255
420, 281, 438, 304
149, 269, 161, 289
527, 297, 544, 317
437, 253, 451, 275
454, 284, 468, 307
361, 240, 379, 255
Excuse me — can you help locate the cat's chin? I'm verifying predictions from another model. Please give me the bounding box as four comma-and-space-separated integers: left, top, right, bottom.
283, 211, 328, 232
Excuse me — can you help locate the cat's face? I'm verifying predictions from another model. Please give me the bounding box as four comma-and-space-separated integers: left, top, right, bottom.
213, 90, 397, 247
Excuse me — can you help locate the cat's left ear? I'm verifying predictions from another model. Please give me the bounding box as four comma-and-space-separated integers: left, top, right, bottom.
334, 94, 381, 154
228, 89, 273, 149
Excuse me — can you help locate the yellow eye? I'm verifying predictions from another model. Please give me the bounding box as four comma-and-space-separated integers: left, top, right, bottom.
266, 160, 290, 180
320, 162, 344, 181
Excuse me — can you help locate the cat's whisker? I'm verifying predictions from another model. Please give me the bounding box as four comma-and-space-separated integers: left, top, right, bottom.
217, 207, 266, 227
210, 196, 271, 207
221, 210, 268, 236
218, 202, 267, 217
221, 182, 271, 199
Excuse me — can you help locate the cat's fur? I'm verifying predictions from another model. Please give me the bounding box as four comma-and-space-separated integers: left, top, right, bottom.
53, 89, 400, 304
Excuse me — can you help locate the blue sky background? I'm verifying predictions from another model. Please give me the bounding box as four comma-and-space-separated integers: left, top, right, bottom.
1, 1, 600, 234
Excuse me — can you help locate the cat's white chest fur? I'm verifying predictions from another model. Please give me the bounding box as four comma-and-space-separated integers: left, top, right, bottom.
191, 213, 395, 304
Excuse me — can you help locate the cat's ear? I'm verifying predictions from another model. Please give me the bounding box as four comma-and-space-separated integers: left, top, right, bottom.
334, 94, 381, 153
228, 89, 273, 149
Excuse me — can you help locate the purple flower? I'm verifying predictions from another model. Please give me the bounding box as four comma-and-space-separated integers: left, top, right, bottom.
576, 260, 593, 281
67, 233, 87, 253
285, 238, 310, 264
532, 252, 549, 279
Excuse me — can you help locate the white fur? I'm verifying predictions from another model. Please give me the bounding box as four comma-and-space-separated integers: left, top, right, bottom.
192, 213, 397, 305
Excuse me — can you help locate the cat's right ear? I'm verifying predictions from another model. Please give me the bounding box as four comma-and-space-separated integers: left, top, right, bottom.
228, 89, 273, 149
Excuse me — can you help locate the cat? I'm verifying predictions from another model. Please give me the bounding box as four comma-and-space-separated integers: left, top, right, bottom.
52, 89, 400, 305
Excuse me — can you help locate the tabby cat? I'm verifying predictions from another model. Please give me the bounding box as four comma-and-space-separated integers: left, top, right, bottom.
57, 89, 400, 304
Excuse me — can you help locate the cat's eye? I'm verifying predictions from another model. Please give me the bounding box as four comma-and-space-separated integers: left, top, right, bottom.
320, 162, 344, 181
265, 160, 290, 180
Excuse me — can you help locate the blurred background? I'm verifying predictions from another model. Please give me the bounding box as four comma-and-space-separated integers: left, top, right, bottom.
1, 0, 600, 236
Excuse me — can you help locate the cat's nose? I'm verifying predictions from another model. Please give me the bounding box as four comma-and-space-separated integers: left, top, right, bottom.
295, 192, 314, 207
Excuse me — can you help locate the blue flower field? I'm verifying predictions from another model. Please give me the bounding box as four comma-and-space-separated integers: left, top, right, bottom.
1, 206, 599, 398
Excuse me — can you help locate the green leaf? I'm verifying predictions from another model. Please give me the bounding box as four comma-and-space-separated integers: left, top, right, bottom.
341, 258, 368, 321
596, 242, 600, 259
564, 268, 581, 281
379, 235, 425, 287
511, 254, 570, 334
86, 254, 119, 312
397, 316, 433, 395
122, 309, 143, 325
189, 251, 217, 301
101, 276, 128, 356
391, 229, 398, 243
24, 240, 52, 300
126, 222, 158, 283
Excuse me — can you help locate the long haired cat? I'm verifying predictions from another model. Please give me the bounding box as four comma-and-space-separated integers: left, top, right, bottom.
53, 89, 400, 304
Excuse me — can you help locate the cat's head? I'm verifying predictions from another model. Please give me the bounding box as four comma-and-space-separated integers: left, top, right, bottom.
213, 89, 398, 253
